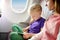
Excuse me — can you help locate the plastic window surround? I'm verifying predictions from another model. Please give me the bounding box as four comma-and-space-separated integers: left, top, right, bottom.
10, 0, 29, 13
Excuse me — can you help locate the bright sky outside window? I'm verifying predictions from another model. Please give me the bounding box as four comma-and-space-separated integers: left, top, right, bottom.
12, 0, 27, 11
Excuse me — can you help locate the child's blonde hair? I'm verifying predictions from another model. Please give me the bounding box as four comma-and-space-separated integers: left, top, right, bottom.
28, 3, 42, 14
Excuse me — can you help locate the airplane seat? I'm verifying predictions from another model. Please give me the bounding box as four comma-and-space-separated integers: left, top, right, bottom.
18, 16, 31, 28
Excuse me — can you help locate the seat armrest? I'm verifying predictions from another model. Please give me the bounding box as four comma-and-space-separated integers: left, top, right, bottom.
19, 22, 29, 28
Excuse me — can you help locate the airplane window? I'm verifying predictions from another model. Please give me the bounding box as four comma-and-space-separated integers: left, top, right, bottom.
12, 0, 28, 13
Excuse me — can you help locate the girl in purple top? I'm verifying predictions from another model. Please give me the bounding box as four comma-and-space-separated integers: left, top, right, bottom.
23, 3, 45, 39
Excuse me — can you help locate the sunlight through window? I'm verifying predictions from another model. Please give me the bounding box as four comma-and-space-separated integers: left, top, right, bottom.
12, 0, 27, 11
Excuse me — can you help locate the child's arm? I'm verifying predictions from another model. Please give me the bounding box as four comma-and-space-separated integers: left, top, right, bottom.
23, 18, 34, 32
23, 26, 30, 32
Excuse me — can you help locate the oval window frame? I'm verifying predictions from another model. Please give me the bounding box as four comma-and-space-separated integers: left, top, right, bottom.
11, 0, 29, 13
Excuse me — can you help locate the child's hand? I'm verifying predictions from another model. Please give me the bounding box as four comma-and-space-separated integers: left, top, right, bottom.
23, 28, 28, 32
23, 33, 31, 39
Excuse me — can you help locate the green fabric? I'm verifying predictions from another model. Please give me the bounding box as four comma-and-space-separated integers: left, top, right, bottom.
12, 24, 23, 34
10, 32, 24, 40
10, 24, 24, 40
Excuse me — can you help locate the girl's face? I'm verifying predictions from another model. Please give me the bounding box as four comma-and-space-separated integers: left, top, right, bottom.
30, 9, 41, 20
46, 0, 55, 11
